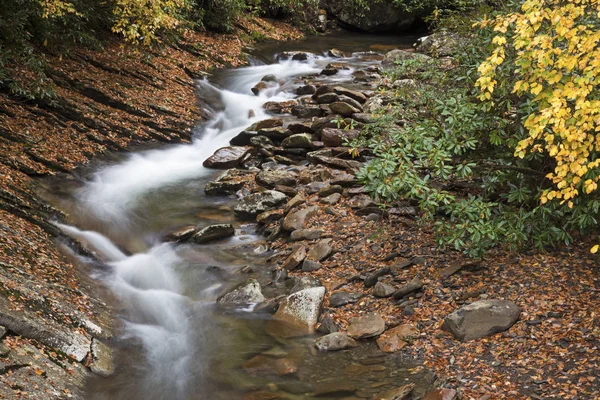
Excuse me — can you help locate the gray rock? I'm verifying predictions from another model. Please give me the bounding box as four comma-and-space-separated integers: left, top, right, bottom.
284, 194, 306, 214
306, 239, 333, 261
317, 316, 339, 334
290, 229, 324, 241
258, 126, 293, 140
281, 133, 314, 149
250, 135, 274, 148
373, 282, 396, 298
415, 32, 462, 57
307, 149, 363, 170
252, 81, 272, 95
321, 66, 339, 76
164, 225, 197, 242
321, 128, 359, 147
248, 118, 283, 131
273, 287, 326, 334
263, 99, 298, 114
217, 279, 265, 305
333, 87, 367, 104
261, 74, 278, 82
301, 259, 323, 272
316, 93, 339, 104
297, 85, 317, 95
292, 105, 324, 119
320, 193, 341, 205
233, 190, 287, 220
281, 246, 307, 271
329, 102, 361, 117
230, 130, 257, 146
314, 332, 358, 351
329, 291, 362, 307
363, 92, 393, 113
318, 184, 343, 197
364, 267, 391, 287
327, 48, 345, 58
304, 181, 328, 194
203, 146, 253, 169
283, 206, 319, 231
442, 300, 521, 341
347, 313, 386, 339
352, 113, 377, 124
289, 276, 322, 293
256, 209, 284, 224
324, 0, 416, 32
90, 339, 115, 377
191, 224, 235, 244
381, 49, 431, 68
288, 122, 314, 134
392, 277, 424, 299
256, 170, 297, 188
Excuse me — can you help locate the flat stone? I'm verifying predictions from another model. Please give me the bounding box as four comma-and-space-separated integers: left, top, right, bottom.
320, 193, 341, 205
329, 291, 362, 307
283, 205, 319, 231
314, 332, 358, 351
329, 102, 361, 117
392, 277, 424, 299
256, 170, 297, 188
423, 388, 458, 400
273, 287, 325, 334
281, 246, 307, 271
191, 224, 234, 244
301, 259, 322, 272
442, 300, 521, 341
288, 122, 314, 134
256, 209, 284, 224
364, 267, 391, 287
217, 279, 265, 305
90, 339, 115, 377
333, 87, 368, 104
291, 105, 324, 119
347, 313, 386, 339
164, 225, 197, 242
283, 194, 306, 214
248, 118, 284, 131
233, 190, 287, 220
263, 100, 298, 114
371, 383, 415, 400
318, 184, 344, 197
373, 282, 395, 298
306, 239, 333, 261
290, 229, 323, 241
257, 126, 293, 140
375, 324, 419, 353
316, 93, 339, 104
203, 146, 253, 169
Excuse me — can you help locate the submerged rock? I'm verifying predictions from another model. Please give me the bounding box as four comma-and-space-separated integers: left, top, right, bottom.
314, 332, 358, 351
190, 224, 235, 244
205, 169, 253, 196
90, 339, 115, 377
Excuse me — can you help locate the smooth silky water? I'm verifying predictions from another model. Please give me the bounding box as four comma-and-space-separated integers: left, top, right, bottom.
45, 33, 434, 400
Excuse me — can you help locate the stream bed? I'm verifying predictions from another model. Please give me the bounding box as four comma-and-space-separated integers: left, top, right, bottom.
46, 32, 435, 400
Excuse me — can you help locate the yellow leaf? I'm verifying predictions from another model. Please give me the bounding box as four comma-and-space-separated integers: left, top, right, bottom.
591, 244, 599, 254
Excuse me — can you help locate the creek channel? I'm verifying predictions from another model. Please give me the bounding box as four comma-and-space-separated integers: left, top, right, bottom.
47, 32, 435, 400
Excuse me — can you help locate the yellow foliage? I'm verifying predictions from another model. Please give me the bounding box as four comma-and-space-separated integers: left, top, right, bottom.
39, 0, 80, 18
476, 0, 600, 209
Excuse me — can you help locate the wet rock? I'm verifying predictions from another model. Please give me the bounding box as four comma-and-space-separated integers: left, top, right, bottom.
329, 101, 361, 117
297, 84, 317, 95
317, 316, 339, 334
338, 95, 363, 111
306, 239, 333, 261
316, 92, 339, 104
301, 259, 322, 272
347, 313, 386, 339
281, 133, 314, 149
298, 165, 333, 184
191, 224, 235, 244
289, 276, 322, 293
230, 130, 257, 146
90, 339, 115, 377
164, 225, 197, 242
321, 66, 339, 76
372, 383, 415, 400
311, 116, 338, 135
373, 282, 395, 298
307, 149, 363, 170
290, 229, 323, 241
288, 122, 314, 134
423, 388, 458, 400
217, 279, 265, 306
333, 87, 368, 104
376, 324, 419, 353
291, 105, 324, 119
381, 49, 431, 68
257, 126, 293, 141
281, 246, 307, 271
283, 194, 306, 214
263, 100, 298, 114
392, 277, 424, 299
442, 300, 521, 341
329, 291, 362, 307
283, 205, 319, 231
364, 267, 391, 287
261, 74, 278, 82
313, 85, 333, 98
256, 209, 284, 224
234, 190, 287, 220
276, 51, 312, 62
320, 193, 341, 205
248, 118, 284, 131
203, 146, 253, 169
321, 128, 358, 147
251, 81, 271, 95
273, 287, 326, 334
243, 354, 298, 376
256, 170, 297, 188
327, 48, 345, 58
314, 332, 358, 351
250, 135, 275, 149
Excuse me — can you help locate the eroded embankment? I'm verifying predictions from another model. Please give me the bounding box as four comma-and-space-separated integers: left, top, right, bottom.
0, 18, 302, 399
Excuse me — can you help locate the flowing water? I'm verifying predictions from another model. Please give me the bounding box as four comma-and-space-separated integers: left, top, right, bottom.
47, 33, 434, 400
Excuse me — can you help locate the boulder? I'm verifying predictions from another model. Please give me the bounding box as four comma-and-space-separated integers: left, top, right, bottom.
233, 190, 287, 220
323, 0, 416, 32
381, 49, 431, 68
347, 313, 386, 339
292, 105, 324, 119
322, 128, 359, 147
273, 287, 326, 334
297, 85, 317, 95
248, 118, 284, 131
283, 206, 320, 231
203, 146, 253, 169
256, 170, 297, 188
375, 324, 419, 353
217, 279, 265, 305
281, 133, 314, 149
442, 300, 521, 341
415, 32, 461, 57
338, 95, 363, 111
205, 169, 253, 195
314, 332, 358, 351
290, 229, 323, 241
191, 224, 235, 244
257, 126, 293, 140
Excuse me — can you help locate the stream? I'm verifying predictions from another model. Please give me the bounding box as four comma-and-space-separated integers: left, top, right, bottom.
47, 32, 435, 400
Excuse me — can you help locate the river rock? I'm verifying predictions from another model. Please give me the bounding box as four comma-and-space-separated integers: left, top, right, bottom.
321, 66, 339, 76
233, 190, 287, 220
263, 100, 298, 114
423, 388, 458, 400
281, 245, 307, 271
372, 383, 415, 400
307, 149, 362, 170
257, 126, 292, 140
283, 206, 319, 231
256, 170, 297, 188
288, 122, 314, 134
415, 32, 461, 57
290, 229, 323, 241
277, 51, 312, 61
191, 224, 235, 244
251, 81, 271, 95
442, 299, 521, 341
164, 225, 197, 242
347, 313, 386, 339
373, 282, 395, 298
261, 74, 277, 82
281, 133, 314, 149
283, 194, 306, 214
321, 128, 357, 147
90, 339, 115, 377
248, 118, 283, 131
392, 277, 424, 299
318, 184, 343, 197
250, 135, 274, 149
297, 84, 317, 95
329, 102, 361, 117
289, 276, 322, 293
381, 49, 431, 68
314, 332, 358, 351
205, 168, 250, 195
203, 146, 253, 169
338, 95, 363, 111
317, 316, 339, 334
352, 113, 377, 124
316, 92, 339, 104
349, 194, 377, 209
273, 287, 326, 334
229, 130, 257, 146
376, 324, 419, 353
256, 209, 283, 224
292, 105, 324, 119
217, 279, 265, 305
329, 291, 362, 307
327, 48, 345, 58
301, 259, 322, 272
306, 239, 333, 261
333, 87, 367, 104
320, 193, 341, 205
